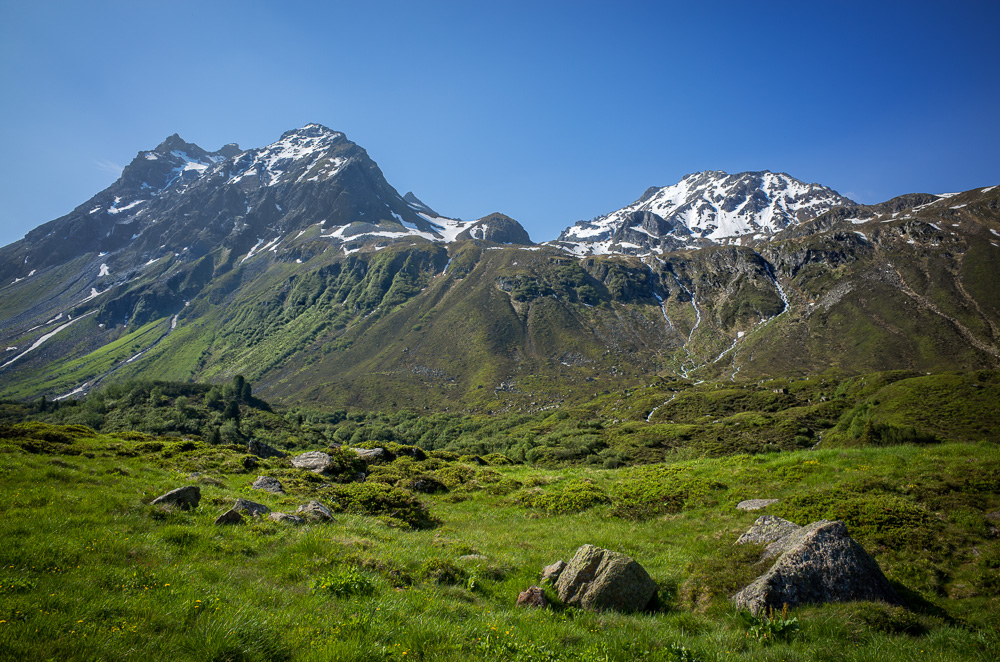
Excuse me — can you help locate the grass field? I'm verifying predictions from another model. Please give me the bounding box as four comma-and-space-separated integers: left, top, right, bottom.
2, 420, 998, 661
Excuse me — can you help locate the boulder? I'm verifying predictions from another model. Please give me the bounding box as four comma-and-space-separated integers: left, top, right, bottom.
242, 456, 258, 470
252, 475, 285, 494
404, 476, 447, 494
269, 512, 305, 525
736, 515, 802, 547
541, 560, 567, 584
457, 554, 488, 562
290, 451, 332, 473
731, 520, 903, 615
232, 498, 270, 517
248, 439, 287, 459
555, 544, 657, 612
297, 500, 333, 522
737, 499, 779, 511
150, 485, 200, 510
516, 586, 548, 608
215, 509, 243, 525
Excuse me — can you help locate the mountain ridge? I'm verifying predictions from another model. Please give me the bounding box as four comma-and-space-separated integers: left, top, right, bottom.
1, 125, 998, 412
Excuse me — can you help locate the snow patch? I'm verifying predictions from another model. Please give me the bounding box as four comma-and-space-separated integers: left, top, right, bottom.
99, 263, 110, 277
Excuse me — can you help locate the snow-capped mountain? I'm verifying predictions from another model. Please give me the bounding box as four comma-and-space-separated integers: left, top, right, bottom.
2, 124, 532, 284
553, 171, 856, 255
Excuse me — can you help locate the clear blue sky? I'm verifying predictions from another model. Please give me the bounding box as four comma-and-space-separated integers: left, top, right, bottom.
1, 0, 998, 246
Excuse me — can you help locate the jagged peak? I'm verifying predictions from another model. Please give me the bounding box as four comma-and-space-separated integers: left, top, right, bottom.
278, 123, 345, 142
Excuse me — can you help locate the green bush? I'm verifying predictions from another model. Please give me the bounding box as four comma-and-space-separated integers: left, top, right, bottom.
324, 482, 435, 529
515, 479, 609, 514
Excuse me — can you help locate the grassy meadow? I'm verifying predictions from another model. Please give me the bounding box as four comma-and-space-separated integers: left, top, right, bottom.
2, 414, 999, 661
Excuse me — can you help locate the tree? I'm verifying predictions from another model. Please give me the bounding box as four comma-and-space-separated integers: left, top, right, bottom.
223, 400, 240, 422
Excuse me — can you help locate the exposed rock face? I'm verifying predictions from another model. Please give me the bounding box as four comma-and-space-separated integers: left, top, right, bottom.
731, 520, 903, 615
232, 498, 270, 517
248, 440, 287, 459
297, 500, 333, 522
269, 512, 305, 525
350, 447, 386, 463
541, 560, 567, 584
736, 515, 802, 547
150, 485, 200, 510
737, 499, 780, 511
291, 451, 333, 473
555, 544, 657, 612
516, 586, 548, 608
215, 509, 242, 525
252, 475, 285, 494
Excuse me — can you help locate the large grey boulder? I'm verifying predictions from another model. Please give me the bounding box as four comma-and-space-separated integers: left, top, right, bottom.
252, 475, 285, 494
150, 485, 200, 510
290, 451, 332, 473
555, 544, 657, 612
736, 515, 802, 548
248, 440, 287, 459
731, 520, 903, 615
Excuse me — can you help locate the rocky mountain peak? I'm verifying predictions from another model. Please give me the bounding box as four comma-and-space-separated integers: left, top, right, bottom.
553, 170, 856, 256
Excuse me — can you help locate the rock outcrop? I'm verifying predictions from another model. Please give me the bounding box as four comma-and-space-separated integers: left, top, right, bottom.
269, 512, 305, 525
290, 451, 333, 473
215, 509, 242, 526
541, 560, 566, 584
232, 498, 270, 517
248, 440, 287, 459
737, 499, 780, 511
731, 520, 903, 615
516, 586, 548, 608
736, 515, 802, 547
555, 544, 657, 612
252, 475, 285, 494
297, 500, 333, 522
150, 485, 200, 510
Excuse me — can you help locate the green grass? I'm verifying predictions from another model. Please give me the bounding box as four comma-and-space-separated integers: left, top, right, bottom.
1, 421, 999, 660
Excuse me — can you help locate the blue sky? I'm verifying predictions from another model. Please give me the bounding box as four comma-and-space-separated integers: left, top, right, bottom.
1, 0, 998, 246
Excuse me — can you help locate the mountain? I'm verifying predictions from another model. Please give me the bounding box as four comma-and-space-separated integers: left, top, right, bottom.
1, 126, 998, 413
552, 171, 856, 255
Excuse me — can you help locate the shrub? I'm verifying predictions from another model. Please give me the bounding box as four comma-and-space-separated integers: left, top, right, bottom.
324, 482, 435, 529
515, 479, 609, 514
609, 466, 726, 520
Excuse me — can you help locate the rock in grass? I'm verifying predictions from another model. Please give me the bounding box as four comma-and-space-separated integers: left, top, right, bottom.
215, 509, 243, 525
555, 544, 657, 612
731, 520, 903, 615
232, 498, 270, 517
736, 515, 802, 548
350, 447, 386, 463
248, 439, 287, 459
737, 499, 780, 511
252, 475, 285, 494
150, 485, 200, 510
541, 560, 567, 583
269, 512, 305, 525
290, 451, 333, 473
516, 586, 548, 608
296, 500, 333, 522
